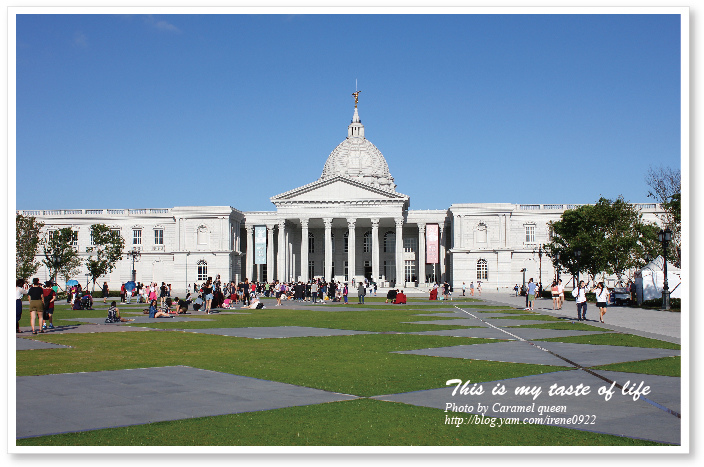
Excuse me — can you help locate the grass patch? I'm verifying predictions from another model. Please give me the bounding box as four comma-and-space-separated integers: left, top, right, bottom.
591, 356, 681, 377
534, 333, 680, 350
16, 398, 665, 446
17, 332, 565, 397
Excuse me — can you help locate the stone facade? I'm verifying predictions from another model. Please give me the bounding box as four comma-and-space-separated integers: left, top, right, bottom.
20, 105, 664, 293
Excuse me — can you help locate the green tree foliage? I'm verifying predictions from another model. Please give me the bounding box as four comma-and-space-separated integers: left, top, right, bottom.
42, 227, 80, 283
86, 224, 125, 292
646, 166, 681, 267
16, 214, 44, 281
546, 197, 660, 284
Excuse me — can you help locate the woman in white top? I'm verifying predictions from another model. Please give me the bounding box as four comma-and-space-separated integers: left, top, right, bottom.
595, 282, 610, 323
16, 279, 28, 333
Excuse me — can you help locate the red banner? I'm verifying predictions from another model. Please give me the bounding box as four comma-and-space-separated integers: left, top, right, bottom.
426, 224, 439, 264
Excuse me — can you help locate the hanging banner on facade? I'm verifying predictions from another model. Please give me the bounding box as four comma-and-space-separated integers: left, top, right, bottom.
426, 223, 439, 264
254, 226, 267, 264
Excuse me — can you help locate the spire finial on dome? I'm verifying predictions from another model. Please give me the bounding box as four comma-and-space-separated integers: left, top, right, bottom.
352, 89, 361, 109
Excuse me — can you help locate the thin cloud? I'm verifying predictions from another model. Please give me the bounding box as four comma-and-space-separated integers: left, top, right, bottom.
142, 15, 181, 33
73, 31, 88, 48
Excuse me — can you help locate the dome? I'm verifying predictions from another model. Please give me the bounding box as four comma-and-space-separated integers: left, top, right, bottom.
320, 106, 397, 191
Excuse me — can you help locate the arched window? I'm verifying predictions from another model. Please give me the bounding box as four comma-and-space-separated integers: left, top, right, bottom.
363, 231, 371, 253
308, 232, 315, 254
383, 231, 395, 253
477, 259, 488, 280
197, 226, 208, 245
197, 260, 208, 281
344, 231, 349, 253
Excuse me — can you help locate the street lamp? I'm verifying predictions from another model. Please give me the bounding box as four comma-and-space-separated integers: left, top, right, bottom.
555, 251, 561, 283
127, 248, 141, 282
538, 246, 543, 290
521, 268, 527, 307
575, 249, 581, 288
658, 228, 672, 310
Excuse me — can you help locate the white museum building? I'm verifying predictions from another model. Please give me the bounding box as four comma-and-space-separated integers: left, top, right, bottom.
19, 103, 664, 293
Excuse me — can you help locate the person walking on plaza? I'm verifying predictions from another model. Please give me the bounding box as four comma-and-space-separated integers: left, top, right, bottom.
526, 278, 537, 311
16, 279, 27, 333
462, 282, 466, 296
477, 281, 482, 296
572, 280, 589, 321
551, 281, 559, 310
358, 281, 366, 304
557, 279, 565, 309
102, 282, 109, 303
202, 279, 213, 314
595, 282, 610, 323
42, 281, 56, 330
27, 278, 45, 335
120, 283, 125, 303
514, 284, 519, 296
469, 281, 474, 297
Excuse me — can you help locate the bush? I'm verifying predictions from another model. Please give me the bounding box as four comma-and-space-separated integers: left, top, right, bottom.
640, 297, 681, 310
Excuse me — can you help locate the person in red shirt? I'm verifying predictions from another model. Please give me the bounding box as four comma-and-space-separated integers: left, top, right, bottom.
42, 281, 56, 330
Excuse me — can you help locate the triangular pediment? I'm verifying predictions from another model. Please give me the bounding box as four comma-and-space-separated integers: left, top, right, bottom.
271, 176, 408, 204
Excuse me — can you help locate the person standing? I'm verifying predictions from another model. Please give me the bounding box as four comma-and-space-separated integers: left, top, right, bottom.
102, 282, 109, 303
526, 278, 537, 311
551, 281, 559, 310
557, 279, 565, 309
357, 281, 366, 304
311, 281, 318, 304
514, 284, 519, 297
16, 279, 28, 333
120, 283, 125, 303
27, 278, 45, 335
595, 282, 610, 323
477, 281, 482, 296
462, 282, 466, 296
469, 281, 474, 297
42, 281, 56, 330
572, 280, 589, 321
202, 279, 213, 314
343, 283, 349, 304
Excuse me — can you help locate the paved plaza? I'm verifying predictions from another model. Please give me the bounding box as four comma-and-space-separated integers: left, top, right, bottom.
15, 294, 682, 445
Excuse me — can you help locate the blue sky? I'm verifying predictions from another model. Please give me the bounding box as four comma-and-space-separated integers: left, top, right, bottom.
14, 13, 682, 212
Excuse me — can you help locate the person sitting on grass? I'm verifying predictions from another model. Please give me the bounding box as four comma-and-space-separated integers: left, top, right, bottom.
175, 296, 190, 314
393, 290, 407, 304
148, 299, 172, 318
105, 301, 135, 323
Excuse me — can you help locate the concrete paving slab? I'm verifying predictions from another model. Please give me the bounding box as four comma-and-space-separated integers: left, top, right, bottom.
407, 318, 550, 327
408, 328, 610, 340
395, 341, 680, 367
16, 366, 358, 438
64, 316, 214, 324
180, 326, 377, 339
16, 337, 71, 350
18, 324, 158, 335
371, 369, 680, 445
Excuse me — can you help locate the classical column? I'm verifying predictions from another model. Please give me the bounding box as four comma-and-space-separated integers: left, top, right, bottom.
300, 218, 309, 282
323, 218, 333, 280
347, 218, 356, 284
245, 225, 254, 282
277, 220, 286, 282
266, 224, 275, 282
395, 218, 404, 287
371, 218, 380, 282
439, 223, 446, 282
418, 223, 426, 285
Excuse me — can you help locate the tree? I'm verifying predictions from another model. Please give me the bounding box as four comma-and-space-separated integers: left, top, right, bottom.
16, 214, 44, 281
86, 224, 125, 292
42, 227, 80, 283
645, 166, 681, 267
546, 197, 660, 285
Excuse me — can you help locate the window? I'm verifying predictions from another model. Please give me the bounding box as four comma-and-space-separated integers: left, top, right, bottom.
403, 237, 417, 253
477, 223, 487, 244
363, 231, 371, 253
308, 260, 315, 279
525, 225, 536, 244
344, 231, 349, 253
90, 231, 95, 245
197, 260, 208, 281
308, 232, 315, 254
331, 233, 335, 253
344, 260, 349, 281
154, 229, 164, 245
71, 231, 78, 247
133, 229, 142, 245
384, 260, 395, 281
548, 225, 554, 241
404, 260, 416, 282
331, 261, 335, 278
383, 231, 395, 253
477, 259, 488, 280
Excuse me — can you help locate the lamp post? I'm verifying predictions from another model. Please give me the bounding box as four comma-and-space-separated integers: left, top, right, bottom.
127, 248, 141, 282
555, 251, 561, 283
538, 246, 543, 292
658, 228, 672, 310
575, 249, 581, 288
521, 268, 527, 307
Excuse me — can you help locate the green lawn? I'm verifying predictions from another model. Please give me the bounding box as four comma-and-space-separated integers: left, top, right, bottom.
15, 299, 679, 446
